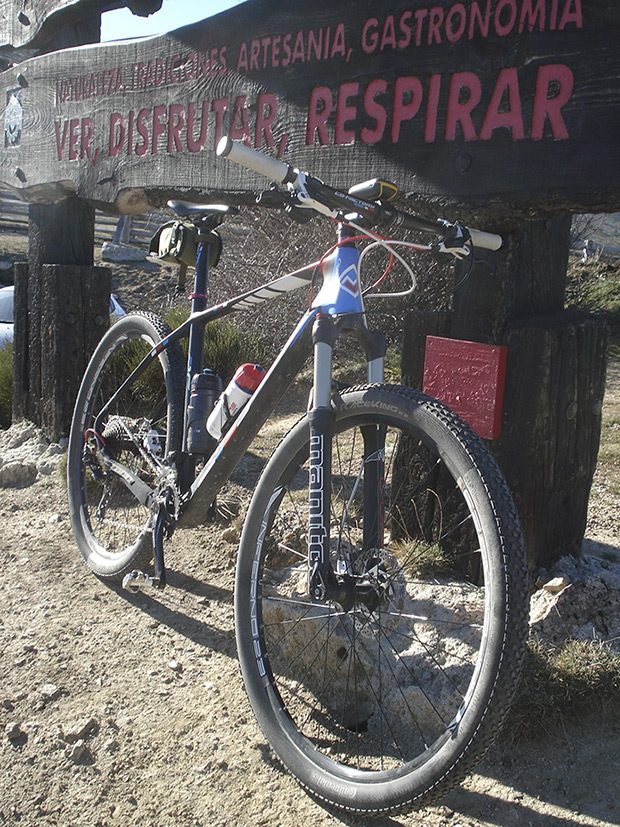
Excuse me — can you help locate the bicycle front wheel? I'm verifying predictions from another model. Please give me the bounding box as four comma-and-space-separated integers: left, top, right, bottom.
67, 312, 185, 580
235, 384, 528, 815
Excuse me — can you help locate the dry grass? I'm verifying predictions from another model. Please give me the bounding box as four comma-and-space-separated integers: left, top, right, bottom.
503, 639, 620, 742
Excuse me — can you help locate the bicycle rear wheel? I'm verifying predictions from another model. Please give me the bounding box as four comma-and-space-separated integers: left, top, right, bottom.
67, 312, 185, 580
235, 384, 528, 815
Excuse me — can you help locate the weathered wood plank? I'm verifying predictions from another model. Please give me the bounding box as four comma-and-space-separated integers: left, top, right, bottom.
1, 0, 619, 218
0, 0, 161, 51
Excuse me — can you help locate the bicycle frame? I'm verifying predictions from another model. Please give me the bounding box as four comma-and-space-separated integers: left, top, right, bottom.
95, 218, 388, 595
178, 222, 387, 538
70, 140, 525, 813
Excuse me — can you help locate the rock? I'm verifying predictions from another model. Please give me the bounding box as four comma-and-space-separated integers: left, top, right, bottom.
530, 575, 620, 650
1, 422, 38, 451
36, 447, 64, 476
168, 659, 182, 673
66, 739, 88, 762
63, 716, 98, 743
0, 423, 65, 482
0, 461, 37, 488
221, 526, 239, 543
5, 722, 22, 741
39, 683, 62, 702
543, 575, 570, 593
101, 242, 145, 262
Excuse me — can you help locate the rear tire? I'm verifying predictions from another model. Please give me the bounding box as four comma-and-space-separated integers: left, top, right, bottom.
235, 384, 528, 815
67, 312, 185, 580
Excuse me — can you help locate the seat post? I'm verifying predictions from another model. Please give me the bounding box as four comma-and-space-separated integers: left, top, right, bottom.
182, 232, 212, 454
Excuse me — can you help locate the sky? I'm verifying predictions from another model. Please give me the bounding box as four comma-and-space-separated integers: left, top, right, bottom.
100, 0, 245, 42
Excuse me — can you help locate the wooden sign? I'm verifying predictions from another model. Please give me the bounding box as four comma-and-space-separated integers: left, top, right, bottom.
0, 1, 161, 51
1, 0, 620, 216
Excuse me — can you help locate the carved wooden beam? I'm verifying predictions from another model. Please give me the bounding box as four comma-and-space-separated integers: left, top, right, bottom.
1, 0, 619, 219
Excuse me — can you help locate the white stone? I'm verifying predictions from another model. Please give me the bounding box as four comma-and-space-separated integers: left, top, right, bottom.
101, 242, 145, 262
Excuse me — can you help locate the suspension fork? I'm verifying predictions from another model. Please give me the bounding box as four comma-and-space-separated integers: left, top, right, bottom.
307, 315, 388, 605
363, 328, 386, 554
307, 315, 339, 602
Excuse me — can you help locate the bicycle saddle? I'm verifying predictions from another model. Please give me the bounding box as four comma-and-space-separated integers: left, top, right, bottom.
167, 201, 239, 220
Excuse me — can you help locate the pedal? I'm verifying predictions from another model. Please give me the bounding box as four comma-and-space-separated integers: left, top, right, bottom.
122, 569, 160, 593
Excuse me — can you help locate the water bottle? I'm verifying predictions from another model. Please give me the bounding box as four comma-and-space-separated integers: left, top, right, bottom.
207, 363, 266, 440
186, 369, 222, 454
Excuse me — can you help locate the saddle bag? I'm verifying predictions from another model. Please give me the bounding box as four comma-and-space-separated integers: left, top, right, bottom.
149, 221, 222, 268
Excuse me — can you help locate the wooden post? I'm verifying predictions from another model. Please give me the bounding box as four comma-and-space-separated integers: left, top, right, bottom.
13, 196, 111, 439
400, 217, 609, 570
40, 262, 111, 438
494, 311, 608, 568
10, 9, 107, 439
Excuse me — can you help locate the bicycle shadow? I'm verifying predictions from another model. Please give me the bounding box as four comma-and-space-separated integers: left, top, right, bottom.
110, 567, 236, 658
435, 726, 620, 827
303, 723, 620, 827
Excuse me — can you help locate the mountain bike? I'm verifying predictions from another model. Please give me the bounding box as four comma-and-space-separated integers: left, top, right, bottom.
67, 137, 529, 816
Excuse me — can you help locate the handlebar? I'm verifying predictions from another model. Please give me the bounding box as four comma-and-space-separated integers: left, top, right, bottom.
217, 136, 293, 184
216, 137, 502, 252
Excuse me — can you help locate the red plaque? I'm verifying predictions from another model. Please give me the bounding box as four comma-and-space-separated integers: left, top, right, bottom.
423, 336, 508, 440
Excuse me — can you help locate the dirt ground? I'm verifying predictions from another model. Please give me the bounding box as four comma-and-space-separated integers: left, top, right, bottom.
1, 242, 620, 827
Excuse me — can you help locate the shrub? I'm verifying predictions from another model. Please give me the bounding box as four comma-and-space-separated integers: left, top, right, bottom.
565, 258, 620, 357
0, 342, 12, 429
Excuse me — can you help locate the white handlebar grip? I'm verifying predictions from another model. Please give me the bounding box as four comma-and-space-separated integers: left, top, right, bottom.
217, 137, 290, 183
468, 228, 503, 251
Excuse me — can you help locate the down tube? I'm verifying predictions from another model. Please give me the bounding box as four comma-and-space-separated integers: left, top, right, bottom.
177, 310, 317, 530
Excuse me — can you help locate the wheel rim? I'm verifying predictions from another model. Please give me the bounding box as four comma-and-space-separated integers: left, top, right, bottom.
249, 413, 498, 777
77, 329, 173, 559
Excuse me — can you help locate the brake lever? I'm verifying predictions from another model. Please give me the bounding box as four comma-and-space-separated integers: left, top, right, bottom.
431, 242, 472, 260
256, 187, 315, 223
256, 187, 292, 209
431, 221, 473, 260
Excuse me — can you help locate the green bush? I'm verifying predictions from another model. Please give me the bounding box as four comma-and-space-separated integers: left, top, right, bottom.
0, 342, 12, 429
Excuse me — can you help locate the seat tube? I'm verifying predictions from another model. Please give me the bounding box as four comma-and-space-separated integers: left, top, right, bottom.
183, 239, 211, 452
308, 315, 337, 600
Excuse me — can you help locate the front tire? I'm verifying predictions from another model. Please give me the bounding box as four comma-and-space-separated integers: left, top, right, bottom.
67, 312, 185, 580
235, 385, 528, 815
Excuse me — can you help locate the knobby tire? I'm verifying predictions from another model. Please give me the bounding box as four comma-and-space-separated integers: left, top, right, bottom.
234, 384, 528, 815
